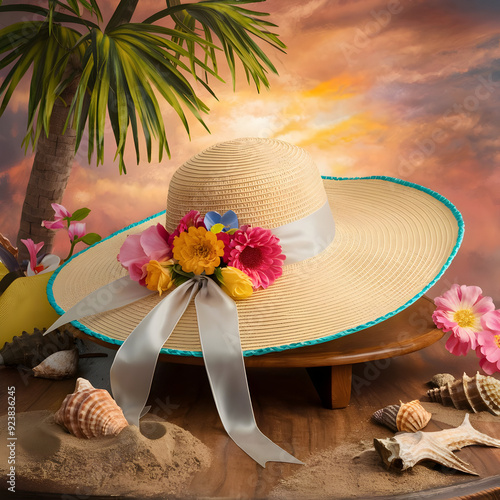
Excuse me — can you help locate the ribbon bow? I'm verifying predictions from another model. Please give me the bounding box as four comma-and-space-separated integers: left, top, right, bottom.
46, 199, 336, 466
46, 274, 302, 466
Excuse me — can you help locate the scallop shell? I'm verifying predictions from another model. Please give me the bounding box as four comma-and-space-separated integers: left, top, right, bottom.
374, 413, 500, 475
54, 378, 129, 438
427, 372, 500, 416
0, 327, 75, 368
32, 348, 79, 379
372, 400, 431, 433
396, 400, 432, 433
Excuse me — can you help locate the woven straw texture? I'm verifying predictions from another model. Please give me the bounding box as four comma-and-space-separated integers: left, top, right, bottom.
49, 138, 462, 355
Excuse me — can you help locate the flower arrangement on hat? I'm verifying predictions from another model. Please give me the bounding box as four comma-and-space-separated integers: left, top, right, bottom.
117, 210, 286, 300
432, 284, 500, 375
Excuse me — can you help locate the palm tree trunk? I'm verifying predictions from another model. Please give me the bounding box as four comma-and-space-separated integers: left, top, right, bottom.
16, 77, 79, 262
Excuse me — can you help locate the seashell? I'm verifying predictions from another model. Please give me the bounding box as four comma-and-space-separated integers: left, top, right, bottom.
374, 413, 500, 475
54, 377, 129, 438
429, 373, 455, 388
396, 400, 432, 433
0, 327, 75, 368
427, 372, 500, 416
32, 348, 79, 379
372, 400, 431, 433
372, 404, 400, 432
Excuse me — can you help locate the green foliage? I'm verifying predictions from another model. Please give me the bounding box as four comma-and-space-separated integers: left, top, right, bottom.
0, 0, 286, 173
69, 207, 91, 221
80, 232, 101, 245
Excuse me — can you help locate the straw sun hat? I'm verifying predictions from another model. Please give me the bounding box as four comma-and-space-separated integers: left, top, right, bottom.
48, 138, 463, 356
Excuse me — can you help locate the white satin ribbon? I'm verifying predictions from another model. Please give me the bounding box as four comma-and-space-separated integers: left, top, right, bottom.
275, 200, 335, 265
46, 200, 335, 466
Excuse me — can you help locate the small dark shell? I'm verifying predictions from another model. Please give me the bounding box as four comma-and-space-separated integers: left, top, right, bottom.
372, 404, 400, 432
0, 328, 75, 368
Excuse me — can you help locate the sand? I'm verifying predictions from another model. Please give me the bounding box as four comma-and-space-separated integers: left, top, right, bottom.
0, 410, 211, 497
1, 403, 499, 498
270, 403, 500, 499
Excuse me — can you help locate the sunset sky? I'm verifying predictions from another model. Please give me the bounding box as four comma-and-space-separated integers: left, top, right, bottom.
1, 0, 499, 301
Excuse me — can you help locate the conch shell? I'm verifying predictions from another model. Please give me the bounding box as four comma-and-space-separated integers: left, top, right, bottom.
427, 372, 500, 416
374, 413, 500, 475
54, 378, 129, 438
32, 348, 79, 379
0, 328, 75, 368
372, 400, 431, 433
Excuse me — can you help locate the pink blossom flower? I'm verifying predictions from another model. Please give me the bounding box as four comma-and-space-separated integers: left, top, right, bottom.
42, 203, 71, 230
21, 238, 44, 274
216, 231, 232, 263
68, 222, 86, 241
432, 284, 495, 356
228, 226, 285, 289
168, 210, 205, 246
118, 224, 172, 284
475, 310, 500, 375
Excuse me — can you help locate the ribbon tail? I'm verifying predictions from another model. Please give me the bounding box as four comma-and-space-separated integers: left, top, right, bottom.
110, 280, 198, 427
45, 276, 154, 334
195, 279, 303, 467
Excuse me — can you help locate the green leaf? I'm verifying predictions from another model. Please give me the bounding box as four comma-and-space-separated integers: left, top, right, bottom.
81, 232, 101, 245
172, 264, 194, 279
214, 266, 224, 285
70, 207, 91, 221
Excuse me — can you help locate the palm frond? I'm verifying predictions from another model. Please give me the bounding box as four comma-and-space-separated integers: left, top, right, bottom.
142, 0, 286, 91
68, 23, 223, 171
0, 21, 85, 151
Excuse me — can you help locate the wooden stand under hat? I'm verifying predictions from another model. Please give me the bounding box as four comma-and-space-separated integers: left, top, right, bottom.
71, 295, 441, 409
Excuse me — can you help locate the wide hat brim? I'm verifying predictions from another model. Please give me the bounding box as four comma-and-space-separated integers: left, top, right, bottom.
48, 175, 463, 357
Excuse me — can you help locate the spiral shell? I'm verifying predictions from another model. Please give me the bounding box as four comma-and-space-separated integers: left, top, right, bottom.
372, 400, 431, 432
427, 372, 500, 416
54, 378, 129, 438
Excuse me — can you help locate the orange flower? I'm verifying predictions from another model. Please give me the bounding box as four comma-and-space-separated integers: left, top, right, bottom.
173, 227, 225, 275
144, 260, 174, 295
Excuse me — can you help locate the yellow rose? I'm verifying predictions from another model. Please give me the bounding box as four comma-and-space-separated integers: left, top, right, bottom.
145, 260, 174, 295
220, 267, 253, 300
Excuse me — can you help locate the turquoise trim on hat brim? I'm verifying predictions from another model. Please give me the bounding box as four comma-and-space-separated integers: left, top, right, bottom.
47, 175, 464, 358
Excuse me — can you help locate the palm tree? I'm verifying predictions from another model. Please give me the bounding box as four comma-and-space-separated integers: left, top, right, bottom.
0, 0, 285, 260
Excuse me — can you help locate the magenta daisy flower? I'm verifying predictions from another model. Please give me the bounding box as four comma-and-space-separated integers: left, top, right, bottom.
476, 310, 500, 375
432, 284, 495, 356
228, 226, 285, 289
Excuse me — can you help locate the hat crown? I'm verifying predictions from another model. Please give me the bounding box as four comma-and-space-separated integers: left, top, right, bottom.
165, 138, 327, 231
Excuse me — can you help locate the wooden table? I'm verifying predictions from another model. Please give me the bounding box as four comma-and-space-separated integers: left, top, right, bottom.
75, 295, 443, 409
1, 296, 500, 499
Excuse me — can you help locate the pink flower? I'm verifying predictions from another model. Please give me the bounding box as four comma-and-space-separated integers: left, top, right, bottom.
216, 231, 232, 263
42, 203, 71, 230
228, 226, 285, 289
21, 238, 44, 274
68, 222, 86, 241
118, 224, 172, 284
168, 210, 205, 246
433, 284, 495, 356
475, 310, 500, 375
